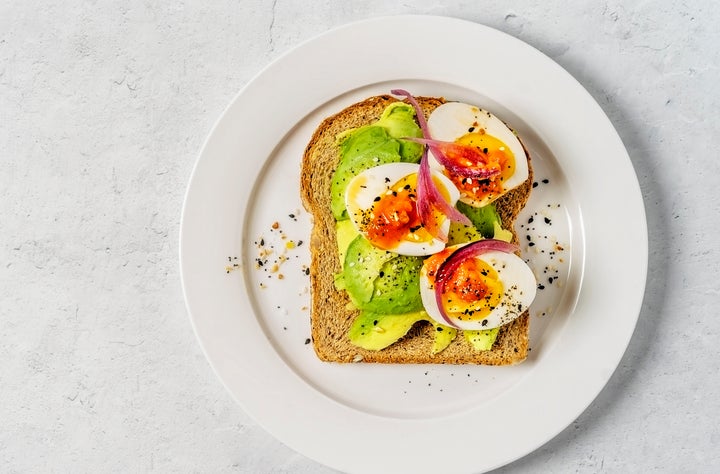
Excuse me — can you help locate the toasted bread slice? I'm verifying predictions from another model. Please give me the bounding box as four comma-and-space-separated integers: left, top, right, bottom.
300, 95, 533, 364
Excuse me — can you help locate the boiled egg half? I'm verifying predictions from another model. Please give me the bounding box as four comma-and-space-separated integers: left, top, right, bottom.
419, 244, 536, 330
427, 102, 529, 208
344, 162, 460, 256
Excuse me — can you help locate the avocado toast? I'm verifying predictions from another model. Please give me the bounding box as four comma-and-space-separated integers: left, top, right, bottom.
300, 94, 533, 364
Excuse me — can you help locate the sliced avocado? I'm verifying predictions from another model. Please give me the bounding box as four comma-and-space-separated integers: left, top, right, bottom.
333, 273, 346, 291
363, 253, 423, 313
342, 235, 397, 307
448, 221, 483, 245
336, 219, 360, 265
493, 220, 514, 243
373, 102, 423, 161
337, 124, 397, 159
452, 202, 515, 244
431, 323, 458, 355
464, 327, 500, 351
334, 220, 361, 291
457, 201, 502, 238
348, 310, 427, 350
342, 235, 423, 313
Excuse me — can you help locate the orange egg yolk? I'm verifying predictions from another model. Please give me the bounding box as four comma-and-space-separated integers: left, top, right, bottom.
424, 251, 504, 321
359, 173, 447, 250
447, 132, 515, 204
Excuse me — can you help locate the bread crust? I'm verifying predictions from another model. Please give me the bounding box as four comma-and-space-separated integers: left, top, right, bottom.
300, 95, 533, 364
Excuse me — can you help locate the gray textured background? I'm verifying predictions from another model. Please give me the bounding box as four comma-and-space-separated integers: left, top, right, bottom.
2, 1, 719, 472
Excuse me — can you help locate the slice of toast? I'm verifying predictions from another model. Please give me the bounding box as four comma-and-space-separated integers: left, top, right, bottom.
300, 94, 533, 364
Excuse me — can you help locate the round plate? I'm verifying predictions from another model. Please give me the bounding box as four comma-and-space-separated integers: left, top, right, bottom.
180, 15, 647, 474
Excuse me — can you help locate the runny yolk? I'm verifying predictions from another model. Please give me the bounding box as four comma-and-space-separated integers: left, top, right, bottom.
448, 132, 515, 204
362, 173, 446, 250
424, 252, 504, 321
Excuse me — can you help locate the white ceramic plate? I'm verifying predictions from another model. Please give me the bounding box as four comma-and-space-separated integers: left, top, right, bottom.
180, 15, 647, 474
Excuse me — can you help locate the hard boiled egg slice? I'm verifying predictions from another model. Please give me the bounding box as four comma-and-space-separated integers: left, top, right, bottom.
419, 244, 536, 330
345, 162, 460, 256
427, 102, 529, 208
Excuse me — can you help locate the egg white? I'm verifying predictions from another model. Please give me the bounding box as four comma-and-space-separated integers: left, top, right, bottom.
419, 248, 537, 330
344, 162, 460, 256
427, 102, 529, 207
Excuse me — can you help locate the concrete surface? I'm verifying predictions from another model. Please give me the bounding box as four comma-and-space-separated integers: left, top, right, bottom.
1, 0, 719, 472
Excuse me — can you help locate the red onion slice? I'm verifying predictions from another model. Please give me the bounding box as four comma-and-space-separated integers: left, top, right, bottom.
433, 239, 519, 328
392, 89, 471, 236
403, 137, 501, 180
417, 152, 471, 238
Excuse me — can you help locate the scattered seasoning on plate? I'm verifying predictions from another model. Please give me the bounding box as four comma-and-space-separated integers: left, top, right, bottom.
224, 255, 241, 274
251, 211, 309, 284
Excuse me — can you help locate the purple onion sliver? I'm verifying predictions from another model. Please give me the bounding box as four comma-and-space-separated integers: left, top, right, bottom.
417, 153, 471, 227
391, 89, 471, 229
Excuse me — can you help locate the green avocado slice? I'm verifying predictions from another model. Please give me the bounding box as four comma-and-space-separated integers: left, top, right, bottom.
464, 328, 501, 351
431, 323, 458, 355
348, 310, 427, 351
372, 102, 424, 160
456, 201, 501, 238
342, 235, 423, 313
342, 235, 396, 306
336, 219, 360, 266
363, 255, 423, 313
